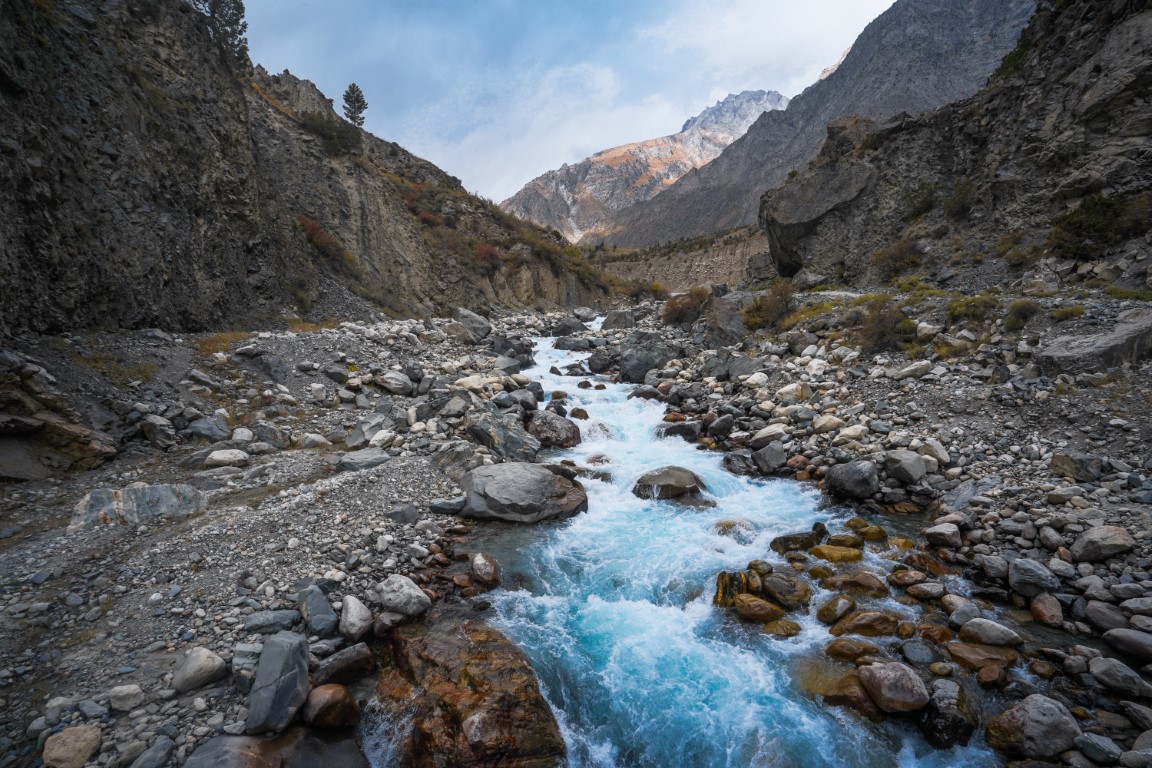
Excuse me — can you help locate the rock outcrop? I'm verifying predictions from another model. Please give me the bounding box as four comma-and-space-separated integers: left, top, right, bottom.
596, 0, 1035, 248
502, 91, 787, 242
758, 0, 1152, 291
0, 0, 607, 334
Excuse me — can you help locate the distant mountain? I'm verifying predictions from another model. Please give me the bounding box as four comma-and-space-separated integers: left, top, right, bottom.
596, 0, 1037, 247
500, 90, 788, 242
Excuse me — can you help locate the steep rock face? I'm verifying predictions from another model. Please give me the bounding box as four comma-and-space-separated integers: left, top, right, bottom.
598, 0, 1036, 247
599, 227, 771, 291
502, 91, 787, 242
0, 0, 606, 334
758, 0, 1152, 288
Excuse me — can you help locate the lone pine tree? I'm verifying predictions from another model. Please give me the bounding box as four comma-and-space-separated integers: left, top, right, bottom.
343, 83, 368, 127
192, 0, 249, 70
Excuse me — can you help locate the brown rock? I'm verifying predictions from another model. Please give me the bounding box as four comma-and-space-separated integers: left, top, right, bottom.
820, 572, 890, 599
888, 570, 927, 587
858, 662, 930, 713
816, 594, 856, 625
827, 534, 864, 549
825, 638, 881, 662
43, 726, 101, 768
944, 642, 1019, 670
1030, 593, 1063, 627
919, 624, 953, 644
823, 674, 884, 721
810, 544, 863, 563
759, 573, 812, 609
303, 684, 361, 729
734, 593, 785, 623
830, 610, 900, 637
763, 619, 802, 638
184, 727, 368, 768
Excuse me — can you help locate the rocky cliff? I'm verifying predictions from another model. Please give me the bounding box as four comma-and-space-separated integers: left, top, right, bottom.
598, 227, 771, 291
758, 0, 1152, 290
501, 91, 787, 243
0, 0, 607, 335
597, 0, 1036, 248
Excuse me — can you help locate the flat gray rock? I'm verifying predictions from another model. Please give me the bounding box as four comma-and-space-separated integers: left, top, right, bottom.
245, 631, 310, 735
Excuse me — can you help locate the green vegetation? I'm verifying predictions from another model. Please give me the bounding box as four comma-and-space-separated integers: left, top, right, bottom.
191, 0, 249, 70
1050, 305, 1085, 322
742, 280, 795, 331
871, 238, 922, 281
890, 276, 953, 299
299, 111, 362, 155
1105, 285, 1152, 302
1047, 193, 1152, 261
779, 301, 838, 331
342, 83, 368, 127
854, 296, 916, 353
993, 42, 1028, 81
902, 185, 936, 220
661, 286, 711, 325
943, 178, 977, 221
1003, 299, 1042, 331
947, 294, 999, 324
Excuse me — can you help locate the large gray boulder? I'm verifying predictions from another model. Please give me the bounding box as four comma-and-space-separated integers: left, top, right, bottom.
1104, 628, 1152, 663
600, 309, 636, 330
467, 411, 540, 462
825, 461, 879, 500
1050, 451, 1103, 482
335, 448, 390, 472
884, 450, 926, 484
456, 307, 492, 341
857, 661, 929, 713
460, 463, 588, 523
172, 647, 228, 694
1070, 525, 1136, 562
632, 466, 707, 500
619, 331, 677, 383
69, 483, 206, 533
297, 585, 337, 638
919, 678, 976, 748
986, 694, 1081, 759
527, 410, 581, 448
1088, 656, 1152, 698
1037, 308, 1152, 374
1008, 558, 1060, 597
245, 632, 310, 735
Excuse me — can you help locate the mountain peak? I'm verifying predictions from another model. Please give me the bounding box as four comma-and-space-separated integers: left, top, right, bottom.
680, 90, 790, 136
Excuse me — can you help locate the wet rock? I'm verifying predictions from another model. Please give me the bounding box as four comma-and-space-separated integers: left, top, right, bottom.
770, 522, 829, 554
461, 463, 588, 523
810, 545, 862, 563
303, 684, 361, 729
825, 461, 879, 500
471, 553, 500, 586
1031, 593, 1064, 627
1105, 629, 1152, 663
42, 725, 101, 768
958, 618, 1022, 647
467, 411, 540, 462
858, 662, 929, 713
245, 631, 310, 735
759, 573, 812, 610
944, 642, 1019, 671
817, 594, 857, 625
830, 610, 899, 637
821, 673, 884, 722
920, 679, 976, 748
752, 441, 787, 473
527, 410, 581, 448
985, 694, 1081, 759
1008, 558, 1060, 597
185, 727, 368, 768
924, 523, 961, 549
1071, 525, 1136, 562
821, 572, 890, 599
1075, 733, 1124, 765
378, 620, 566, 768
763, 619, 802, 637
632, 466, 707, 501
173, 646, 228, 693
68, 483, 206, 533
826, 638, 881, 662
734, 593, 786, 623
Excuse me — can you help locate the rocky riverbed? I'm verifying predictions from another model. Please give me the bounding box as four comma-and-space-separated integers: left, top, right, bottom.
5, 287, 1152, 766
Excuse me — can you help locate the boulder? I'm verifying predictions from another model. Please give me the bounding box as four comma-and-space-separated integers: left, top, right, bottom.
377, 621, 566, 768
924, 523, 961, 549
139, 414, 177, 450
245, 631, 310, 735
1050, 451, 1103, 482
920, 679, 976, 748
204, 449, 250, 468
857, 662, 929, 713
107, 684, 145, 711
632, 466, 707, 501
958, 618, 1022, 647
770, 522, 829, 554
313, 643, 375, 687
759, 573, 813, 610
185, 728, 368, 768
1036, 308, 1152, 374
1089, 656, 1152, 698
303, 684, 361, 729
298, 585, 338, 638
1008, 558, 1060, 597
471, 553, 500, 587
884, 450, 927, 484
1070, 525, 1136, 562
751, 441, 787, 473
338, 595, 373, 642
172, 647, 228, 693
829, 610, 899, 637
42, 725, 101, 768
619, 332, 677, 383
527, 411, 581, 448
68, 483, 206, 533
1104, 628, 1152, 663
460, 463, 588, 523
335, 448, 391, 472
467, 411, 541, 462
456, 307, 492, 341
734, 593, 786, 623
377, 370, 414, 396
985, 694, 1081, 759
376, 575, 433, 617
600, 309, 636, 330
549, 317, 586, 337
825, 461, 879, 500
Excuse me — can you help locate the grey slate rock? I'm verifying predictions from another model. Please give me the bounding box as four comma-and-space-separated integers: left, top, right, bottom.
297, 586, 337, 639
1008, 558, 1060, 598
128, 737, 175, 768
245, 631, 310, 735
825, 460, 880, 500
244, 610, 301, 634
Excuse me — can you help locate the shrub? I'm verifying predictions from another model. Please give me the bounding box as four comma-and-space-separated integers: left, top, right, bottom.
1048, 193, 1152, 261
1051, 305, 1085, 322
1003, 299, 1042, 331
662, 286, 711, 325
903, 185, 936, 220
871, 238, 922, 281
947, 294, 999, 324
943, 179, 977, 221
1105, 286, 1152, 302
192, 331, 251, 356
855, 296, 916, 353
742, 280, 795, 331
299, 111, 362, 155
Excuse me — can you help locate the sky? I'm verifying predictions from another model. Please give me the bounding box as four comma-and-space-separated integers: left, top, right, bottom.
246, 0, 895, 202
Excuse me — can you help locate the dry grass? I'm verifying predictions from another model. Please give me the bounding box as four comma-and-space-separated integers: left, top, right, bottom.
191, 332, 251, 356
287, 318, 340, 332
